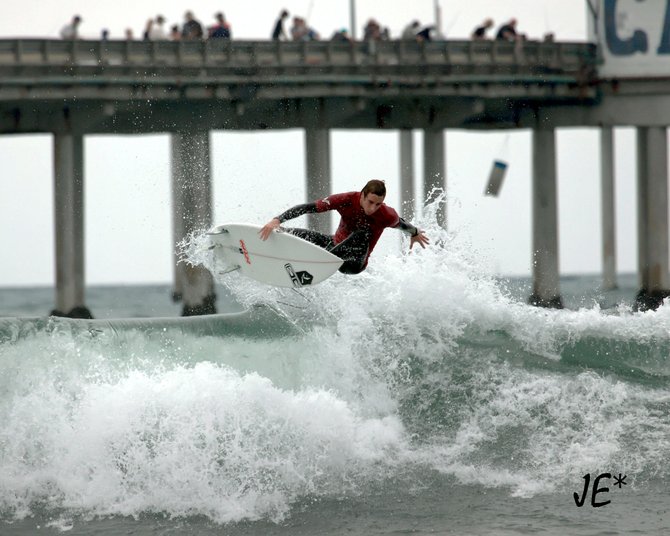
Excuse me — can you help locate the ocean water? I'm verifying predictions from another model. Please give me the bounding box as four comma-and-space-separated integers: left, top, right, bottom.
1, 219, 670, 535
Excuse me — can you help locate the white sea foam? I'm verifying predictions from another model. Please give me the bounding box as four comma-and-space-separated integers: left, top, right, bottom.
3, 197, 670, 522
0, 360, 406, 523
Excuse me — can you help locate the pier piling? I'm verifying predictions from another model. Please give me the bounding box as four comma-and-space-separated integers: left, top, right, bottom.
600, 127, 617, 290
635, 127, 670, 311
171, 131, 216, 316
529, 128, 563, 309
52, 132, 92, 319
399, 129, 415, 219
305, 128, 332, 233
423, 129, 446, 227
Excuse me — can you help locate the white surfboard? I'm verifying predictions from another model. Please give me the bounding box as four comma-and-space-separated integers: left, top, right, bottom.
207, 223, 343, 288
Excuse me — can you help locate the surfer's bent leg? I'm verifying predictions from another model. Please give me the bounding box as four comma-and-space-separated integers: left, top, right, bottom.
288, 227, 371, 275
286, 228, 334, 250
329, 229, 371, 274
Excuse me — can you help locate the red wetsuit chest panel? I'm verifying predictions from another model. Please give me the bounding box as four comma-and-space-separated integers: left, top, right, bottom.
315, 191, 400, 258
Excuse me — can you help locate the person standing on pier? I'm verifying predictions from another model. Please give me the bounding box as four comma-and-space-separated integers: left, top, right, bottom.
148, 15, 168, 40
182, 11, 204, 40
209, 12, 231, 39
496, 18, 522, 42
272, 10, 290, 41
60, 15, 82, 40
471, 18, 494, 40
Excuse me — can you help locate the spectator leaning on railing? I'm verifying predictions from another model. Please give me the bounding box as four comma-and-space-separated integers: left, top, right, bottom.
364, 18, 383, 41
496, 18, 524, 42
60, 15, 82, 39
331, 29, 351, 43
471, 18, 494, 40
148, 15, 168, 40
182, 11, 204, 40
401, 20, 434, 42
290, 16, 319, 41
401, 20, 420, 40
272, 9, 290, 41
208, 12, 231, 39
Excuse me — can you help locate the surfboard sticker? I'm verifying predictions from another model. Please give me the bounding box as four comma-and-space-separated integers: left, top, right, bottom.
285, 263, 314, 286
239, 239, 252, 265
207, 223, 342, 287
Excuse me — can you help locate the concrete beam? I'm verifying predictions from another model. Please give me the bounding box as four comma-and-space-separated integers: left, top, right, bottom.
305, 128, 331, 233
52, 133, 92, 318
519, 95, 670, 130
529, 128, 563, 308
171, 131, 216, 316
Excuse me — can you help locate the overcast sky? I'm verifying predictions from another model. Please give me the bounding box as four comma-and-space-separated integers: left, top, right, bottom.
0, 1, 644, 286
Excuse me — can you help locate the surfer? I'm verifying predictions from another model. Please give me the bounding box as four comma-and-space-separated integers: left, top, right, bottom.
259, 179, 429, 274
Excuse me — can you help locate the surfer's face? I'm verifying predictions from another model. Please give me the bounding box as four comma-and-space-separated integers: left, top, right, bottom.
360, 193, 385, 215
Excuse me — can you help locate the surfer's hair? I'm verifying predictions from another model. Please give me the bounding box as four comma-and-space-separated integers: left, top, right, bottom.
362, 179, 386, 197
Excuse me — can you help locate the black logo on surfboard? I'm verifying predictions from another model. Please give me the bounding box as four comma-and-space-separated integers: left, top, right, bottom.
284, 263, 314, 286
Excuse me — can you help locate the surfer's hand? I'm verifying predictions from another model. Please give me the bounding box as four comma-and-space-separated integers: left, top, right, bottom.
259, 218, 281, 240
410, 231, 429, 250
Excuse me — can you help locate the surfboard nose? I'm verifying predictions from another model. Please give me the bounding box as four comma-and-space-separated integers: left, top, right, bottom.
207, 225, 229, 235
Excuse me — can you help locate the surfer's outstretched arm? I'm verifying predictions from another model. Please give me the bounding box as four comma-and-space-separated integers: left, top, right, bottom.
395, 217, 430, 250
259, 203, 319, 240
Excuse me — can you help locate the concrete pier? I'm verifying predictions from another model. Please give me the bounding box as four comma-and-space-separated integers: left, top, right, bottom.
529, 129, 563, 308
600, 127, 617, 290
170, 134, 185, 303
4, 38, 669, 311
305, 128, 331, 233
52, 133, 92, 318
399, 130, 415, 219
171, 131, 216, 316
423, 129, 446, 226
635, 126, 670, 310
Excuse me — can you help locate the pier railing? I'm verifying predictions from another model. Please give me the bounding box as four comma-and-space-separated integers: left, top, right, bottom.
0, 39, 599, 133
0, 38, 596, 81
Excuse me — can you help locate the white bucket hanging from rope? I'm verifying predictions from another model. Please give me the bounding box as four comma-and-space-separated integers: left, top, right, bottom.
484, 133, 510, 197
